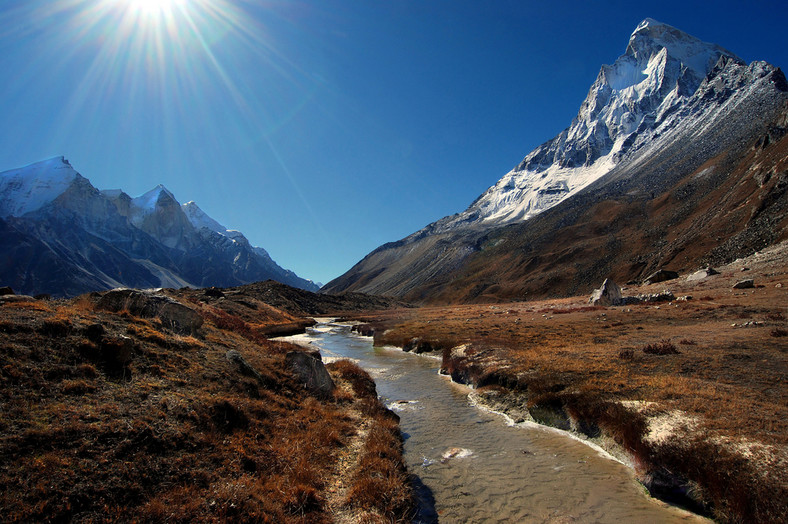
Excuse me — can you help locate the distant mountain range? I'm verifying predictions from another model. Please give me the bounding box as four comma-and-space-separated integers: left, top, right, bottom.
323, 19, 788, 302
0, 157, 319, 296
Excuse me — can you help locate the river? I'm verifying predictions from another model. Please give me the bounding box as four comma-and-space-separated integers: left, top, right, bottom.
280, 320, 707, 523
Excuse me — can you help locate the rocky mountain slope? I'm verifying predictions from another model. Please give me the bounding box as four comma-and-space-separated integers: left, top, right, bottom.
0, 157, 319, 296
323, 19, 788, 302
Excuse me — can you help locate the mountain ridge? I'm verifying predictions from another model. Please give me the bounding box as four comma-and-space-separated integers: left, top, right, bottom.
0, 157, 319, 296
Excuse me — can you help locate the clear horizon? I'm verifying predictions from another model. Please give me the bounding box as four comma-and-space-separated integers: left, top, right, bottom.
1, 0, 787, 285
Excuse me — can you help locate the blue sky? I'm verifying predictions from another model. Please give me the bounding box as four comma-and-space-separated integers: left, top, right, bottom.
1, 0, 786, 285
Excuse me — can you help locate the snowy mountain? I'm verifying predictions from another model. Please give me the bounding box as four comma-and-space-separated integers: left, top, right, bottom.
435, 19, 741, 230
0, 156, 81, 218
324, 19, 788, 301
0, 157, 319, 296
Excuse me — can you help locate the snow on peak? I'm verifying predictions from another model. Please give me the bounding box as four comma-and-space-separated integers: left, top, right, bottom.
182, 201, 227, 234
434, 20, 748, 231
182, 201, 259, 248
132, 184, 177, 212
625, 18, 740, 80
0, 156, 80, 218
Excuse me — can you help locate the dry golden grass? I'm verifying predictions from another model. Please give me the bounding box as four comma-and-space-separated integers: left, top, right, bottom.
0, 292, 413, 522
357, 254, 788, 523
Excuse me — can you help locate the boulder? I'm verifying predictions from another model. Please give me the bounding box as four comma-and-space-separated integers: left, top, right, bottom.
98, 336, 135, 377
686, 267, 719, 282
0, 286, 14, 296
285, 350, 335, 399
0, 294, 37, 303
95, 289, 202, 335
158, 301, 203, 335
733, 279, 755, 289
589, 279, 623, 306
203, 287, 225, 298
644, 269, 679, 285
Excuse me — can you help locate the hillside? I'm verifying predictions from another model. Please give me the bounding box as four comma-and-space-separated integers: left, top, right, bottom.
323, 20, 788, 304
0, 285, 413, 522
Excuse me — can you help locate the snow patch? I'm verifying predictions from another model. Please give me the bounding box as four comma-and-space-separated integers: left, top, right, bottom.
0, 156, 79, 217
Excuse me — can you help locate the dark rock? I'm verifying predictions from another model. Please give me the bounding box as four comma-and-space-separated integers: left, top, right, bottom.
84, 323, 105, 342
96, 289, 202, 335
589, 279, 623, 306
0, 286, 14, 296
203, 287, 225, 298
96, 289, 167, 316
158, 301, 203, 335
98, 336, 135, 377
33, 294, 51, 300
226, 350, 265, 384
285, 350, 335, 398
644, 270, 680, 285
733, 279, 755, 289
352, 324, 376, 337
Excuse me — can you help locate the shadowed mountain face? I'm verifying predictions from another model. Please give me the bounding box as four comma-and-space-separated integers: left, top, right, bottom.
0, 158, 319, 297
323, 20, 788, 303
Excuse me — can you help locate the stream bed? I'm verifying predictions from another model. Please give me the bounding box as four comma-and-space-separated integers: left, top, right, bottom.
280, 320, 707, 523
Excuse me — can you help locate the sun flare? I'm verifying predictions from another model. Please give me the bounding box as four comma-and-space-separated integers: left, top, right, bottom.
125, 0, 186, 17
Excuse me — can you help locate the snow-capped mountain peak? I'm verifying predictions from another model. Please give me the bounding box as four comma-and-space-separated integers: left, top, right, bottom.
436, 18, 745, 230
182, 201, 227, 234
625, 19, 738, 71
132, 184, 177, 213
0, 156, 80, 218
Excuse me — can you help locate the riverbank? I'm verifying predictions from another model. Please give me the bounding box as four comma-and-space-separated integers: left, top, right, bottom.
352, 245, 788, 523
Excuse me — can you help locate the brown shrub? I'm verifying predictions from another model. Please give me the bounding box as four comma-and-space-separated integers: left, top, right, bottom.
642, 340, 680, 355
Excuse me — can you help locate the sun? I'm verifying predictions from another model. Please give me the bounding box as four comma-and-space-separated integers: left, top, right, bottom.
124, 0, 187, 18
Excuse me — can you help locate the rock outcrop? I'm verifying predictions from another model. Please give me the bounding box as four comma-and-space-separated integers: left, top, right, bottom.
686, 267, 720, 281
644, 270, 680, 285
589, 279, 623, 306
285, 350, 335, 399
95, 289, 203, 335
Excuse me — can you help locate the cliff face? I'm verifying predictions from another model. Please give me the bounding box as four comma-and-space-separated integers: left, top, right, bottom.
324, 20, 788, 303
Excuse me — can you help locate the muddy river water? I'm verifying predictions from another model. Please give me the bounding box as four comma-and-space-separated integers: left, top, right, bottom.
282, 320, 707, 523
